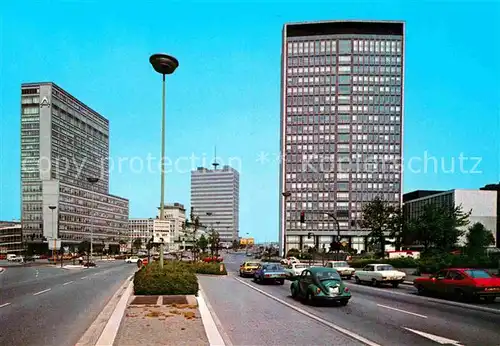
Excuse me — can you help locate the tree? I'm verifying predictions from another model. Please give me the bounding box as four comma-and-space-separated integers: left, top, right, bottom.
360, 197, 401, 257
132, 238, 142, 253
465, 222, 495, 257
197, 234, 209, 253
408, 203, 470, 253
232, 239, 240, 250
208, 229, 221, 257
78, 241, 90, 254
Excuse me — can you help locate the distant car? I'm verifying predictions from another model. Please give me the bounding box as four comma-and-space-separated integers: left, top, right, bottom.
284, 263, 309, 279
254, 263, 287, 285
83, 261, 96, 267
290, 267, 351, 306
203, 256, 223, 263
125, 256, 139, 263
324, 261, 355, 280
280, 256, 300, 265
414, 268, 500, 303
354, 264, 406, 287
239, 261, 260, 277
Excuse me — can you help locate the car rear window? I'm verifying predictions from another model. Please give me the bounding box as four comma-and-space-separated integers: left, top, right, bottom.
247, 262, 259, 266
264, 264, 283, 271
464, 270, 491, 278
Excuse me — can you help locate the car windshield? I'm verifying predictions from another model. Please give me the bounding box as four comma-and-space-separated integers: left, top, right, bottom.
378, 265, 394, 271
316, 270, 341, 281
333, 261, 348, 267
264, 264, 283, 271
465, 270, 491, 278
294, 264, 308, 269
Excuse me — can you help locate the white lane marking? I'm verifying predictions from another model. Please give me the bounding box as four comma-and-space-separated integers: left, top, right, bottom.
197, 288, 227, 346
0, 303, 11, 308
234, 277, 380, 346
404, 327, 464, 345
348, 283, 500, 315
63, 281, 74, 286
33, 288, 51, 296
81, 276, 88, 280
377, 304, 427, 318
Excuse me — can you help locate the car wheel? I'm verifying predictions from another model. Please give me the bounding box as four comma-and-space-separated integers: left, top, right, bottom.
339, 299, 349, 306
392, 282, 399, 288
415, 284, 426, 295
355, 276, 361, 284
371, 279, 378, 286
291, 286, 298, 299
483, 296, 496, 304
455, 289, 470, 302
239, 271, 243, 277
306, 292, 314, 305
278, 279, 285, 285
346, 276, 352, 280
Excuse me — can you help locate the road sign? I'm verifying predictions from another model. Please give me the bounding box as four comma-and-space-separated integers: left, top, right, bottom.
48, 239, 61, 250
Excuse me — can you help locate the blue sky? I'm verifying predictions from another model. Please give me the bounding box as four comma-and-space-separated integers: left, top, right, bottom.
0, 0, 499, 242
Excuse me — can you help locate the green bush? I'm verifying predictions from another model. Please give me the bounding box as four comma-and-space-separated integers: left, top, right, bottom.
134, 264, 198, 295
349, 257, 419, 268
417, 253, 499, 274
147, 260, 228, 275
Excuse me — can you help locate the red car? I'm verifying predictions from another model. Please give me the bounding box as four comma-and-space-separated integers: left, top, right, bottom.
203, 256, 223, 263
414, 268, 500, 303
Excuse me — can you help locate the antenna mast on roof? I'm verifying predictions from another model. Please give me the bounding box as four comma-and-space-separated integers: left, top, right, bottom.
212, 146, 219, 170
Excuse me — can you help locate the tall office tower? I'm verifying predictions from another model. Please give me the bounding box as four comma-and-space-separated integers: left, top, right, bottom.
21, 82, 129, 250
279, 21, 405, 256
191, 166, 239, 242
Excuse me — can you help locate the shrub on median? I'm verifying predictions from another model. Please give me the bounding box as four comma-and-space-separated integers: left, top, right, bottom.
133, 262, 199, 295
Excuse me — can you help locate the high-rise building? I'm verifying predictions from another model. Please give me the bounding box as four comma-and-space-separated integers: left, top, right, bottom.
191, 165, 239, 242
279, 21, 405, 256
20, 82, 129, 250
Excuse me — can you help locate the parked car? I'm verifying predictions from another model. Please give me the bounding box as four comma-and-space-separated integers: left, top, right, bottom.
125, 256, 139, 263
254, 263, 287, 285
414, 268, 500, 303
290, 267, 351, 306
239, 261, 260, 277
203, 256, 223, 263
284, 263, 309, 279
324, 261, 355, 280
354, 263, 406, 287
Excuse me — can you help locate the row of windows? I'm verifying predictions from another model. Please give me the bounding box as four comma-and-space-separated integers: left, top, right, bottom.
286, 65, 402, 76
287, 75, 402, 87
287, 39, 401, 56
287, 55, 402, 67
287, 85, 401, 96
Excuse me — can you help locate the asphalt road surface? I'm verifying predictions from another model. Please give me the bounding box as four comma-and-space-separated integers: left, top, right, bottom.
221, 253, 500, 346
0, 261, 136, 346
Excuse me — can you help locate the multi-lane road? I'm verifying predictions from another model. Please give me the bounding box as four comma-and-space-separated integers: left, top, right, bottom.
0, 260, 136, 346
205, 253, 500, 346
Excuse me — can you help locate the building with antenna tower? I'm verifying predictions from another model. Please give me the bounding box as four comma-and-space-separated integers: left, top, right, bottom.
190, 148, 239, 242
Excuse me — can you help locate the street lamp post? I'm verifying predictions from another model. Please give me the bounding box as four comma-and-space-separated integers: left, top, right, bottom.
87, 177, 99, 264
149, 53, 178, 269
48, 205, 56, 263
325, 213, 341, 259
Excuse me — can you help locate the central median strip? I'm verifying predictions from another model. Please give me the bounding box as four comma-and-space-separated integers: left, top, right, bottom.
33, 288, 51, 296
233, 277, 381, 346
377, 304, 427, 318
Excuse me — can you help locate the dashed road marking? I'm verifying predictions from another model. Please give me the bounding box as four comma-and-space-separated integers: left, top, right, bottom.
33, 288, 51, 296
81, 276, 88, 280
0, 303, 11, 308
234, 277, 381, 346
377, 304, 427, 318
63, 281, 74, 286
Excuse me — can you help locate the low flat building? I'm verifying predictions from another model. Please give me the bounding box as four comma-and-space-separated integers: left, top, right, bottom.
480, 183, 500, 247
129, 218, 173, 251
403, 189, 498, 246
0, 221, 22, 255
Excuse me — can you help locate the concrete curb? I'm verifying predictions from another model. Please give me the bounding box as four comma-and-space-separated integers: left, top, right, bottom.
76, 275, 133, 346
197, 286, 231, 346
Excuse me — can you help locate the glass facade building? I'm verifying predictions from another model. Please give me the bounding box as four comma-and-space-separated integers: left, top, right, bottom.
20, 82, 129, 247
279, 21, 405, 255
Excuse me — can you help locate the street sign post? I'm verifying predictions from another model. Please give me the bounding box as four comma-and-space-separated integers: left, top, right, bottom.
48, 239, 61, 250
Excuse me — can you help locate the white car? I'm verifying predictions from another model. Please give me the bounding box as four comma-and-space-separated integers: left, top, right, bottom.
354, 263, 406, 288
125, 256, 139, 263
284, 263, 309, 278
324, 261, 355, 279
280, 256, 300, 265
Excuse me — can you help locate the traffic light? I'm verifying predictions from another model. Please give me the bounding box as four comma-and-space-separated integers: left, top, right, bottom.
307, 232, 313, 239
300, 211, 305, 223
